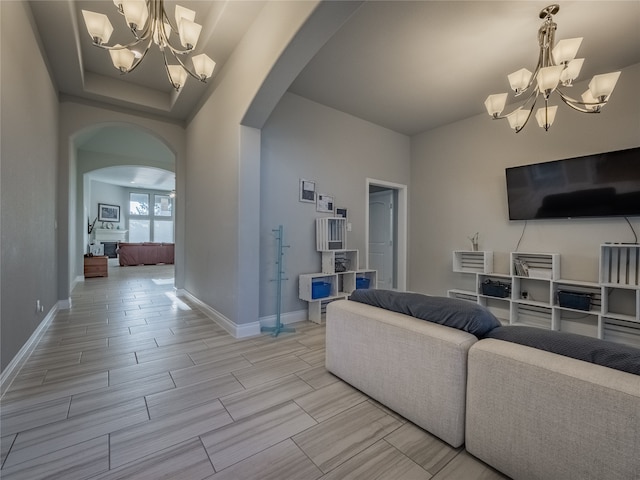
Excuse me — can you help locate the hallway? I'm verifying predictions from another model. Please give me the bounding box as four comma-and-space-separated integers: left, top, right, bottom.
0, 264, 505, 479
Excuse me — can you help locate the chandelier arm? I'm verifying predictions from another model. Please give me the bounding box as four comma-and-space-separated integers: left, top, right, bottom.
126, 38, 154, 74
556, 89, 603, 113
151, 1, 194, 56
514, 93, 538, 133
168, 50, 208, 82
491, 87, 538, 120
91, 28, 151, 52
161, 49, 181, 91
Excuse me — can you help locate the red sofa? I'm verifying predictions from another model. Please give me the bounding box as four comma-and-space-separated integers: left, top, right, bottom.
117, 242, 174, 266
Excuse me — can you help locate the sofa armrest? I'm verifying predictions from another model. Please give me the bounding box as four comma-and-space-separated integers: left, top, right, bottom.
326, 299, 477, 447
466, 339, 640, 480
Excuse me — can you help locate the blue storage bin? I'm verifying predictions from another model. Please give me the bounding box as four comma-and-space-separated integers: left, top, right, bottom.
312, 281, 331, 299
355, 277, 370, 289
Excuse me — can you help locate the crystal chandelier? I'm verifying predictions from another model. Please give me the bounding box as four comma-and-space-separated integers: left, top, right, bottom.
81, 0, 216, 91
484, 4, 621, 133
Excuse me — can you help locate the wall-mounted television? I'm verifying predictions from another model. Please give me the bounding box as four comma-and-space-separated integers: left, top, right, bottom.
505, 147, 640, 221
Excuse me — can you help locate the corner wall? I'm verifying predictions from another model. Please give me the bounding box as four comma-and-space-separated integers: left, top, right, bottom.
184, 1, 361, 333
260, 92, 410, 318
409, 63, 640, 296
0, 2, 59, 372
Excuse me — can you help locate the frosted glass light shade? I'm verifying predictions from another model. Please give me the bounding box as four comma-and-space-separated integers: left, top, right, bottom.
508, 68, 532, 93
178, 18, 202, 49
581, 89, 605, 111
484, 93, 508, 116
168, 65, 188, 89
192, 54, 216, 79
588, 71, 621, 100
109, 45, 135, 72
536, 65, 564, 93
122, 0, 148, 29
82, 10, 114, 45
552, 38, 583, 64
535, 105, 558, 129
175, 5, 196, 26
560, 58, 584, 84
507, 108, 530, 131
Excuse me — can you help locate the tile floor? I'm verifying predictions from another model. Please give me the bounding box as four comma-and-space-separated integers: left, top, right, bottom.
0, 264, 509, 479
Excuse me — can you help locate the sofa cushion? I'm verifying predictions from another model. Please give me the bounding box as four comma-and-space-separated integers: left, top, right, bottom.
485, 326, 640, 375
348, 289, 500, 337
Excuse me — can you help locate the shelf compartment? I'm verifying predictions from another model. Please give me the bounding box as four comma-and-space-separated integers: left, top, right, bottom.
511, 303, 552, 330
511, 252, 560, 280
600, 244, 640, 286
602, 317, 640, 348
512, 276, 553, 304
477, 274, 512, 299
479, 296, 510, 324
453, 251, 493, 274
552, 281, 602, 313
316, 217, 347, 251
447, 289, 478, 303
321, 249, 359, 274
355, 269, 377, 291
601, 286, 639, 321
553, 309, 599, 338
299, 273, 338, 302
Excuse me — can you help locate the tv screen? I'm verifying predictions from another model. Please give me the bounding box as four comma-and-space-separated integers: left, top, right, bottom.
505, 147, 640, 220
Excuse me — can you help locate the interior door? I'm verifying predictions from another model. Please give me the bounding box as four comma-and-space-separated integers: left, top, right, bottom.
369, 189, 394, 289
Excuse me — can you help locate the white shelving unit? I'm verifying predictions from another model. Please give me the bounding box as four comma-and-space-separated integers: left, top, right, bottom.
300, 220, 377, 323
448, 246, 640, 347
316, 217, 347, 251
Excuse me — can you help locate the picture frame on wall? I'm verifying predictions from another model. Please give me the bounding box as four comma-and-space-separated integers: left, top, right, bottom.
98, 203, 120, 222
299, 179, 316, 203
316, 194, 334, 213
335, 207, 348, 219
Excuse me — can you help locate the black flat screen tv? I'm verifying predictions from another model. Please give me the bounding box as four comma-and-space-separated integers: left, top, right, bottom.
505, 147, 640, 220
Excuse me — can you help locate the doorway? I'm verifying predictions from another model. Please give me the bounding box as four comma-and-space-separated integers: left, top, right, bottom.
366, 178, 407, 291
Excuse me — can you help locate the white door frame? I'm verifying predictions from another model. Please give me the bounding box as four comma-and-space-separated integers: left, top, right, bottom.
365, 178, 408, 291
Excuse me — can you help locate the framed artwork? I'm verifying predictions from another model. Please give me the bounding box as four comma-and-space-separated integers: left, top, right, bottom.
98, 203, 120, 222
299, 179, 316, 203
316, 194, 334, 213
335, 207, 348, 218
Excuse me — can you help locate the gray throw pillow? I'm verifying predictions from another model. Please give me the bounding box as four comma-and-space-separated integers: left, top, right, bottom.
349, 289, 501, 337
485, 326, 640, 376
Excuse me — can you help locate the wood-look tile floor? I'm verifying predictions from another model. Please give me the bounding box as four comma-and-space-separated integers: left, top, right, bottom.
0, 264, 510, 480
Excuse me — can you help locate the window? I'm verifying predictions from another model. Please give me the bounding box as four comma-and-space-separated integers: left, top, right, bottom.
130, 193, 149, 215
128, 192, 173, 243
154, 195, 172, 217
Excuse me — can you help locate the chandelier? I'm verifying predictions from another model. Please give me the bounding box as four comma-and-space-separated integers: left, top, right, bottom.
484, 4, 620, 133
81, 0, 216, 91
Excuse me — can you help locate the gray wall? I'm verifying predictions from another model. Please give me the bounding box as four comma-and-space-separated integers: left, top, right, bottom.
1, 1, 59, 372
184, 1, 347, 330
260, 92, 411, 318
89, 180, 128, 233
409, 62, 640, 297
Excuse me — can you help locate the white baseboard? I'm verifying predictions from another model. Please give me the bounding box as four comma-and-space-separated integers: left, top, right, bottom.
175, 289, 261, 338
1, 303, 58, 397
58, 298, 71, 310
259, 310, 308, 327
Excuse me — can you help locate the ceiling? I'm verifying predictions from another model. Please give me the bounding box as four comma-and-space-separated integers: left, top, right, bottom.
28, 1, 640, 186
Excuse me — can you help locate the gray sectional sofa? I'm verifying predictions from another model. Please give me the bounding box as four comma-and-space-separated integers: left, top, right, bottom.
325, 295, 640, 480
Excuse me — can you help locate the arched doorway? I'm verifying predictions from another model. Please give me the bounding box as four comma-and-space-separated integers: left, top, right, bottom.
73, 124, 177, 285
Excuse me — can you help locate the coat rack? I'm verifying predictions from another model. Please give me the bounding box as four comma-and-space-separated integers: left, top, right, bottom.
261, 225, 295, 337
